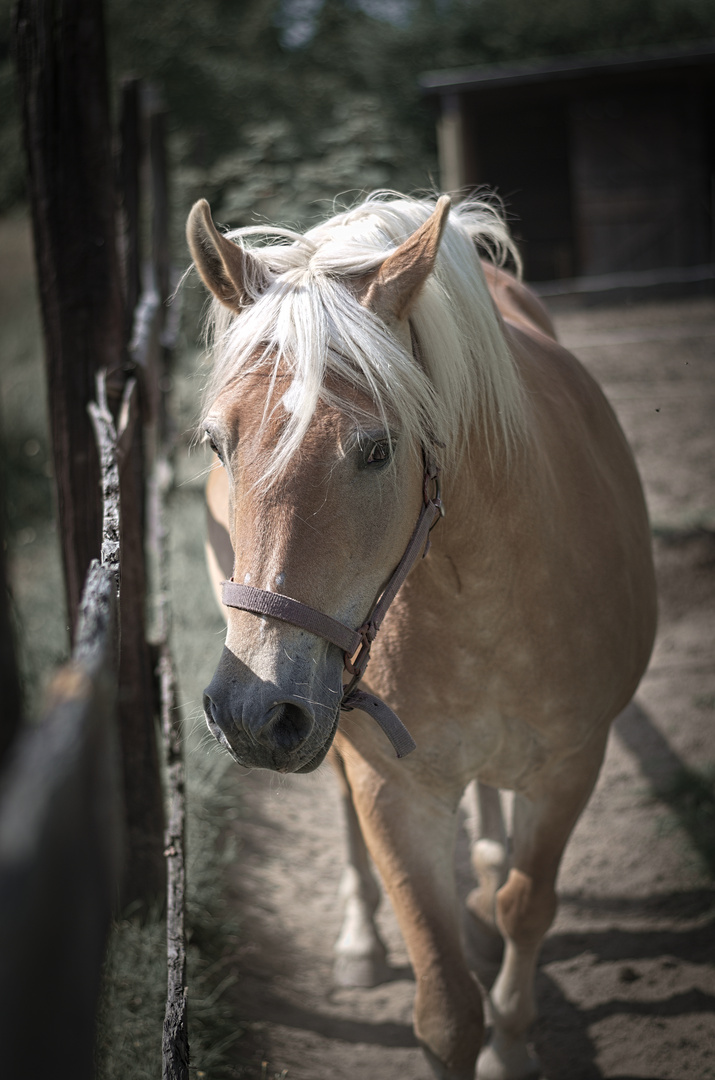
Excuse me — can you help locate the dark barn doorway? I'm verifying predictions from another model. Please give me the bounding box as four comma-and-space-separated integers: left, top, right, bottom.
422, 44, 715, 285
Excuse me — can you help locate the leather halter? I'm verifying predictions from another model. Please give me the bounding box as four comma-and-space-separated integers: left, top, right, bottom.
221, 454, 444, 758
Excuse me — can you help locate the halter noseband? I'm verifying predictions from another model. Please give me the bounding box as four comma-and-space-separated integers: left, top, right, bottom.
221, 453, 444, 759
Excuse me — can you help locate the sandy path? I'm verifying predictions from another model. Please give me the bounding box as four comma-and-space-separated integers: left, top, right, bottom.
217, 295, 715, 1080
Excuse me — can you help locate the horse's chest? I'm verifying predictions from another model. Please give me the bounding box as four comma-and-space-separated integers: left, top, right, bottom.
368, 584, 604, 792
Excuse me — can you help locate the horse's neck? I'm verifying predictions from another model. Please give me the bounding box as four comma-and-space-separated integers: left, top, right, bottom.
441, 430, 527, 567
440, 270, 562, 557
436, 319, 545, 572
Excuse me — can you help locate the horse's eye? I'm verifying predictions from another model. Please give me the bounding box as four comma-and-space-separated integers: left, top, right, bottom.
205, 431, 224, 464
365, 439, 391, 467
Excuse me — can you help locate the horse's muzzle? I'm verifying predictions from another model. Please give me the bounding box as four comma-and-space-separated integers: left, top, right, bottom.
202, 647, 340, 772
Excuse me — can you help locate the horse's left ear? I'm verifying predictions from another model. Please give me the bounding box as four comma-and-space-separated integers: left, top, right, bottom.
186, 198, 268, 313
363, 196, 451, 324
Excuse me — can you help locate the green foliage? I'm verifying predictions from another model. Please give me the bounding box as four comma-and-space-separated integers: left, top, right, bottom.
177, 94, 430, 233
107, 0, 438, 233
106, 0, 290, 166
400, 0, 715, 70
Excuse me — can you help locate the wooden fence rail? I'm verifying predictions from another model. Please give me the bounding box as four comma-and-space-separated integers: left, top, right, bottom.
0, 562, 122, 1080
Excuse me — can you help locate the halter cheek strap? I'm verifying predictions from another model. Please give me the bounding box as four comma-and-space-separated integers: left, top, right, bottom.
221, 455, 444, 759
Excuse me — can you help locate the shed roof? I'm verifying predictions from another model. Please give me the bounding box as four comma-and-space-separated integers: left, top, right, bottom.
420, 40, 715, 95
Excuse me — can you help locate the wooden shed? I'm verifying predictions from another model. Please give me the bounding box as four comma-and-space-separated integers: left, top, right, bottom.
421, 43, 715, 286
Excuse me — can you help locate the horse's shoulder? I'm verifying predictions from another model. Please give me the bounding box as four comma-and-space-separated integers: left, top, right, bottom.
481, 261, 557, 343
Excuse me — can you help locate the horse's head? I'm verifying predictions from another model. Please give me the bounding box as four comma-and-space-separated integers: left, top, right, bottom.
187, 197, 450, 772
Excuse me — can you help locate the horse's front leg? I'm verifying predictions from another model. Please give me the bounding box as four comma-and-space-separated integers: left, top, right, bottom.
477, 729, 608, 1080
329, 748, 390, 987
343, 750, 484, 1080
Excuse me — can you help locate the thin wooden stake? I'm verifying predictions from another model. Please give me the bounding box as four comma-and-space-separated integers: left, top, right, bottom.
160, 640, 189, 1080
153, 453, 189, 1079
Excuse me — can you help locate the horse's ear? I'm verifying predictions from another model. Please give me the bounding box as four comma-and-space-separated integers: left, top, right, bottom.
363, 196, 451, 324
186, 199, 267, 313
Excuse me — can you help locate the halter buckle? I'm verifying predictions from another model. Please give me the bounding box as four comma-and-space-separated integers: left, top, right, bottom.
424, 457, 446, 519
344, 621, 374, 678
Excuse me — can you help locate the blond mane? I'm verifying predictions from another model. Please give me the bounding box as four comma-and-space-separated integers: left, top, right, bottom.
200, 192, 525, 482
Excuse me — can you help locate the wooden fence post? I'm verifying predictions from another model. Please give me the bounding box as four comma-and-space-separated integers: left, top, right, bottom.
116, 79, 168, 906
14, 0, 165, 906
14, 0, 125, 635
149, 99, 171, 327
119, 77, 144, 339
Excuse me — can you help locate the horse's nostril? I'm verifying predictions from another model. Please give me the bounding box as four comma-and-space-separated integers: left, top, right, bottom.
203, 691, 223, 731
262, 702, 313, 752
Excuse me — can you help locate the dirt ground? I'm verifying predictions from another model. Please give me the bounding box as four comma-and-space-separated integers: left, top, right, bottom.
202, 293, 715, 1080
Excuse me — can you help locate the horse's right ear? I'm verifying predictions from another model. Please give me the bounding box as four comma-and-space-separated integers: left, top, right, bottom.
186, 199, 267, 313
362, 195, 451, 325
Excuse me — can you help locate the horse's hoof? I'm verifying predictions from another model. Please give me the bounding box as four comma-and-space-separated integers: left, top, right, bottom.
476, 1034, 540, 1080
332, 951, 391, 987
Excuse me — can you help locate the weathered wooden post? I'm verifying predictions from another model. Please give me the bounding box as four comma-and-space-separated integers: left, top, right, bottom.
14, 0, 165, 906
14, 0, 124, 632
119, 77, 144, 339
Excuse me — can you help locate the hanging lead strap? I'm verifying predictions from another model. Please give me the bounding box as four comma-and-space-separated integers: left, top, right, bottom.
339, 689, 417, 758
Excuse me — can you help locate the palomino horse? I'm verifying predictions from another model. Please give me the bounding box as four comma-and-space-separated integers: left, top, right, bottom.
188, 193, 657, 1080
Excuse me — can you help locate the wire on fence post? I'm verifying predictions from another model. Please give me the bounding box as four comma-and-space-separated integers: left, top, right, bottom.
87, 372, 121, 597
88, 371, 139, 595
